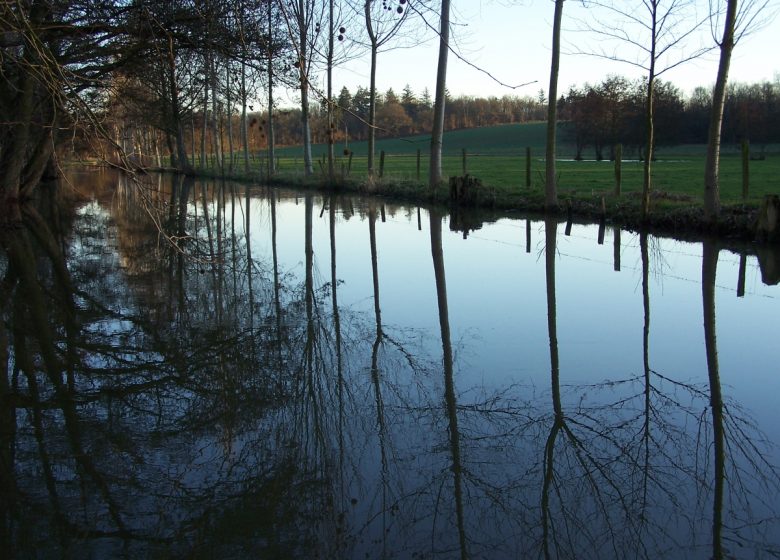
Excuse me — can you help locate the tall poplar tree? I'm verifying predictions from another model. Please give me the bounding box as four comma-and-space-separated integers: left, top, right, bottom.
704, 0, 770, 219
545, 0, 565, 209
429, 0, 450, 188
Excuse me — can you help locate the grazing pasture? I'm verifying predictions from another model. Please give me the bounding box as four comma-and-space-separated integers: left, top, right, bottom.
262, 123, 779, 204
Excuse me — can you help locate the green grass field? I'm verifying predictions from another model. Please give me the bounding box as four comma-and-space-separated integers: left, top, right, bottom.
221, 122, 779, 206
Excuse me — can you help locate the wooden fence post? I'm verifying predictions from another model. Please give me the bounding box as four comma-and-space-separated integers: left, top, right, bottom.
379, 150, 386, 178
742, 139, 750, 200
525, 147, 531, 188
614, 143, 622, 196
462, 148, 467, 175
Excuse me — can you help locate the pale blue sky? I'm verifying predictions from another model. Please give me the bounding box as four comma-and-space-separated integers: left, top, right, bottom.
310, 0, 780, 103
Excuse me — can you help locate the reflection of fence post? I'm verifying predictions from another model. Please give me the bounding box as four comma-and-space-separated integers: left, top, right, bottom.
462, 148, 467, 175
742, 139, 750, 200
598, 197, 606, 244
737, 253, 747, 297
525, 147, 531, 188
379, 150, 386, 178
613, 228, 621, 271
417, 149, 421, 181
526, 219, 531, 253
614, 143, 622, 196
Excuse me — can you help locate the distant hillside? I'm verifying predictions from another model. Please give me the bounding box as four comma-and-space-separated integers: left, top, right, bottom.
274, 122, 568, 158
271, 121, 762, 161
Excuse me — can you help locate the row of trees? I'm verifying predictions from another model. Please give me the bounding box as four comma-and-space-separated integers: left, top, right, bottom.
334, 85, 553, 137
542, 0, 771, 218
1, 0, 774, 227
293, 86, 547, 144
559, 77, 780, 160
0, 0, 438, 208
268, 76, 780, 153
93, 0, 445, 178
98, 0, 777, 220
101, 73, 780, 174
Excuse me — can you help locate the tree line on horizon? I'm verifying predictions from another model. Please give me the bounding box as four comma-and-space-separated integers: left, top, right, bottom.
240, 76, 780, 154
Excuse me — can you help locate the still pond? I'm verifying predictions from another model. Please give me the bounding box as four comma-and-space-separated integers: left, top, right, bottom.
2, 169, 780, 559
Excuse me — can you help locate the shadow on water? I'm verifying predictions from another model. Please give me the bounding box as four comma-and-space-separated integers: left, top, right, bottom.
2, 169, 779, 558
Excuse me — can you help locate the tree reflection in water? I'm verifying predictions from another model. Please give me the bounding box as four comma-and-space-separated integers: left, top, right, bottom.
1, 170, 778, 559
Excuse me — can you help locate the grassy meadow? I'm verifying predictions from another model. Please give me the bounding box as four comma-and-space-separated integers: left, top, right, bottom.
256, 122, 779, 206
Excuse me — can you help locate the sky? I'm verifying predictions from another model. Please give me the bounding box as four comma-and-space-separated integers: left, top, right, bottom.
298, 0, 780, 105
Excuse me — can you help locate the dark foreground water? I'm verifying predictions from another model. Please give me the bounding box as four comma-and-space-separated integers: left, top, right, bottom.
2, 169, 780, 559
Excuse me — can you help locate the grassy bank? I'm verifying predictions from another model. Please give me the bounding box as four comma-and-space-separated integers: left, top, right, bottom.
170, 123, 780, 240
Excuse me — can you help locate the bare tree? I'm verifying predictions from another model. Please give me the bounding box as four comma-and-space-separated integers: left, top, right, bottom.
545, 0, 566, 209
576, 0, 709, 219
704, 0, 773, 219
323, 0, 360, 181
358, 0, 410, 178
279, 0, 327, 175
429, 0, 451, 188
327, 0, 338, 180
268, 0, 278, 175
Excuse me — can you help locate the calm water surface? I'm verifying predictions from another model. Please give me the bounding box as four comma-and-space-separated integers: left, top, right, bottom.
2, 169, 779, 559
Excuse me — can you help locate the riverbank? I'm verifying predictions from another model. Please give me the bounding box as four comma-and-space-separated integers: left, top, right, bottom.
152, 162, 773, 244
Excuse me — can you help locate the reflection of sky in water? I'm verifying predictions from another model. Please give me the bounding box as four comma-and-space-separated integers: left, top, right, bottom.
240, 195, 780, 420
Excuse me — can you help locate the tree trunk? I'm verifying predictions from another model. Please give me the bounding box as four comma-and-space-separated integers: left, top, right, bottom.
642, 80, 655, 220
167, 35, 190, 172
1, 59, 36, 213
704, 0, 738, 221
241, 62, 249, 173
226, 65, 235, 173
642, 3, 658, 220
210, 54, 223, 173
429, 0, 451, 188
327, 0, 335, 181
368, 43, 378, 177
268, 0, 276, 175
155, 130, 162, 167
19, 122, 57, 198
1, 2, 59, 222
298, 0, 314, 176
201, 74, 208, 169
241, 61, 249, 173
545, 0, 565, 210
365, 1, 378, 177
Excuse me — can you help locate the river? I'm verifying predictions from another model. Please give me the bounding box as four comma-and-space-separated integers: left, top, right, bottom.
2, 168, 779, 559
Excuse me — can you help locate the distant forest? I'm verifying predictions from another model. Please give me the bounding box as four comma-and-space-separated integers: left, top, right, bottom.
263, 77, 780, 157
